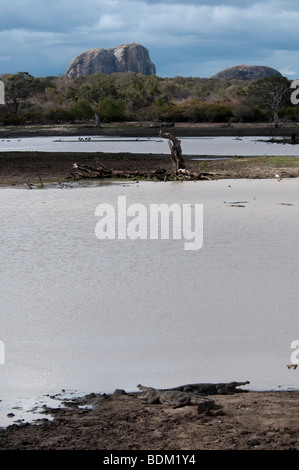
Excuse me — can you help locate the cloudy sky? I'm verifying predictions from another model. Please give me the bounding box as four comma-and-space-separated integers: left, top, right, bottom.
0, 0, 299, 78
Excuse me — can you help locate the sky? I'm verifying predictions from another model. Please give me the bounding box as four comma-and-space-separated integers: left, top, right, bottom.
0, 0, 299, 79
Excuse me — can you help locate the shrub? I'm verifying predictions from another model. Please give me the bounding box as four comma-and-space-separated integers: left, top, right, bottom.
44, 107, 74, 123
175, 100, 233, 123
0, 111, 27, 125
279, 106, 299, 121
70, 100, 94, 120
98, 98, 126, 121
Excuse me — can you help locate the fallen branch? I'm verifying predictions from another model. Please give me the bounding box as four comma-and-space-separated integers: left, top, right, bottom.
71, 132, 217, 181
71, 162, 215, 181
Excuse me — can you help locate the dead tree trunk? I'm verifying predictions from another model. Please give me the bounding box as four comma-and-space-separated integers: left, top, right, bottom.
159, 131, 186, 174
95, 111, 101, 128
70, 131, 216, 181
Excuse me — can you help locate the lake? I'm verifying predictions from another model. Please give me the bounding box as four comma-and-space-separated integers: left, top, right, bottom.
1, 135, 299, 156
0, 178, 299, 426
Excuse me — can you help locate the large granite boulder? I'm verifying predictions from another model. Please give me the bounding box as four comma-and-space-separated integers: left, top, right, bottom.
211, 64, 282, 80
66, 43, 156, 77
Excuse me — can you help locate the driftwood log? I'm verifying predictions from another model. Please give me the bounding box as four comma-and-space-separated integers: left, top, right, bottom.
71, 163, 176, 181
71, 132, 216, 181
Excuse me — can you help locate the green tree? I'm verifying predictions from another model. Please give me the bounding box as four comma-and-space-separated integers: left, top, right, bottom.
78, 75, 118, 126
70, 100, 94, 121
6, 72, 36, 114
121, 74, 160, 115
247, 76, 291, 127
98, 98, 126, 121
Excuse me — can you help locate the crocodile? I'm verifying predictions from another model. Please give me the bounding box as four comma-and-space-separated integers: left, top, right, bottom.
137, 384, 215, 410
137, 380, 250, 397
163, 381, 249, 395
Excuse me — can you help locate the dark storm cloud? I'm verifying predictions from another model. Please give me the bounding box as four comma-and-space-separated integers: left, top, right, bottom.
0, 0, 298, 78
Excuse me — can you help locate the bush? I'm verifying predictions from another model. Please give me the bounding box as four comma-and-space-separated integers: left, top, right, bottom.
252, 106, 268, 122
0, 111, 27, 125
142, 97, 179, 122
70, 100, 94, 120
174, 100, 233, 123
44, 107, 74, 123
208, 104, 233, 122
98, 98, 126, 121
279, 106, 299, 121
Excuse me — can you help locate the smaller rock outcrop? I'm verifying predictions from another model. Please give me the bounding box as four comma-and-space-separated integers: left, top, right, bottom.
211, 65, 282, 80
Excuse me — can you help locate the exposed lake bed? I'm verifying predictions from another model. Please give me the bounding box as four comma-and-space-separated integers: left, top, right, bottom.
1, 123, 299, 186
1, 147, 299, 187
1, 125, 299, 450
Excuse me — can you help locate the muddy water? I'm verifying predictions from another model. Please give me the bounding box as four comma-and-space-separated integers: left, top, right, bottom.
1, 179, 299, 425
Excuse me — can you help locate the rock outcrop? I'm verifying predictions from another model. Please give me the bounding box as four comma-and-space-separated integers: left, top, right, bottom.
211, 64, 282, 80
66, 43, 156, 77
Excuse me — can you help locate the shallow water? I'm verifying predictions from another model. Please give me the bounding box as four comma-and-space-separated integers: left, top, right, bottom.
1, 179, 299, 426
0, 135, 299, 156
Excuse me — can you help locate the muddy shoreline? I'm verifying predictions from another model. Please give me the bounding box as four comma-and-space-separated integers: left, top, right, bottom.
1, 150, 299, 186
1, 387, 299, 451
1, 122, 299, 138
1, 123, 299, 186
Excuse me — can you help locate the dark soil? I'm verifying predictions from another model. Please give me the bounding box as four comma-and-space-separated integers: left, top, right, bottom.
1, 123, 299, 186
1, 389, 299, 451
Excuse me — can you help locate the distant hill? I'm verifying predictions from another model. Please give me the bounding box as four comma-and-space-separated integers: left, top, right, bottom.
66, 43, 156, 78
211, 64, 282, 80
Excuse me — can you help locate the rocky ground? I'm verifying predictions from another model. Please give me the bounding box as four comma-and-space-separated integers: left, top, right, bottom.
1, 388, 299, 451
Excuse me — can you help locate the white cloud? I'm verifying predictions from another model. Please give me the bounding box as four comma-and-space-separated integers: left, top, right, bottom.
279, 67, 296, 77
96, 14, 126, 32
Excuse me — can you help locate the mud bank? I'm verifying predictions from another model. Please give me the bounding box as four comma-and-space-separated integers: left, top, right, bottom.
1, 389, 299, 450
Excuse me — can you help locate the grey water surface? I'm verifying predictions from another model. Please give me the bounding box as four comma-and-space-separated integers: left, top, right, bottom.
0, 179, 298, 425
0, 135, 299, 156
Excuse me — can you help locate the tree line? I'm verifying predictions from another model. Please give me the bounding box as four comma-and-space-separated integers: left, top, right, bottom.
0, 71, 297, 127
